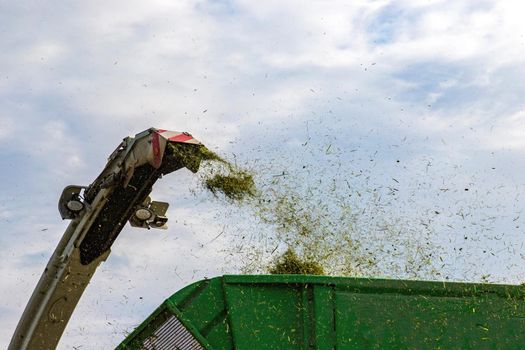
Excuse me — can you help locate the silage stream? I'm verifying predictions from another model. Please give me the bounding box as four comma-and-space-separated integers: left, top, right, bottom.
173, 142, 444, 278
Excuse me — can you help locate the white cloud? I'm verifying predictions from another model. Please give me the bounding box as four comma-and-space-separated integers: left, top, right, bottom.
479, 108, 525, 150
22, 41, 68, 64
0, 116, 15, 140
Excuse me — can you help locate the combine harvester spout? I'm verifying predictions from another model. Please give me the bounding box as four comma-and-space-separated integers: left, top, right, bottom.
9, 128, 205, 350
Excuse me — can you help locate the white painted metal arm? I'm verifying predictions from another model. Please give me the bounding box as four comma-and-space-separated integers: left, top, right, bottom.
9, 128, 202, 350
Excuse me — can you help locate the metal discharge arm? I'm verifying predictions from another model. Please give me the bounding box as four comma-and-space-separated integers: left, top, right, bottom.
9, 128, 203, 350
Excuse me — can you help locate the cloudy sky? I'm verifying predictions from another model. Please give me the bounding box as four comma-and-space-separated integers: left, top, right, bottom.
1, 0, 525, 348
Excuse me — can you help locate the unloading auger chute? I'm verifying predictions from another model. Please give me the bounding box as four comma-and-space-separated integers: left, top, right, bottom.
9, 128, 205, 350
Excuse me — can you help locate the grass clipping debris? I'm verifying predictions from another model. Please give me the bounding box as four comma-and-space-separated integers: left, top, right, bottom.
169, 141, 441, 280
168, 142, 223, 172
205, 171, 255, 200
168, 142, 369, 277
169, 143, 328, 274
269, 249, 324, 275
169, 142, 256, 201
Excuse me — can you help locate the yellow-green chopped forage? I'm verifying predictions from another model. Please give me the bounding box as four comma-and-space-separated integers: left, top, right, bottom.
205, 172, 256, 200
168, 143, 256, 201
168, 143, 225, 172
269, 249, 324, 275
180, 142, 437, 279
189, 146, 352, 275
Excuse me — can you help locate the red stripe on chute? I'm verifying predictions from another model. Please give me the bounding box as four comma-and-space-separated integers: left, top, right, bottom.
168, 134, 193, 142
151, 132, 162, 168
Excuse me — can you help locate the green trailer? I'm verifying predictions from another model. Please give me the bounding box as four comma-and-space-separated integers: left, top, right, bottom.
117, 275, 525, 349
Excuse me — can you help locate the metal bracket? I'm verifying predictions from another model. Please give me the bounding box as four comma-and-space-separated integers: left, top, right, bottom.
129, 197, 170, 229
